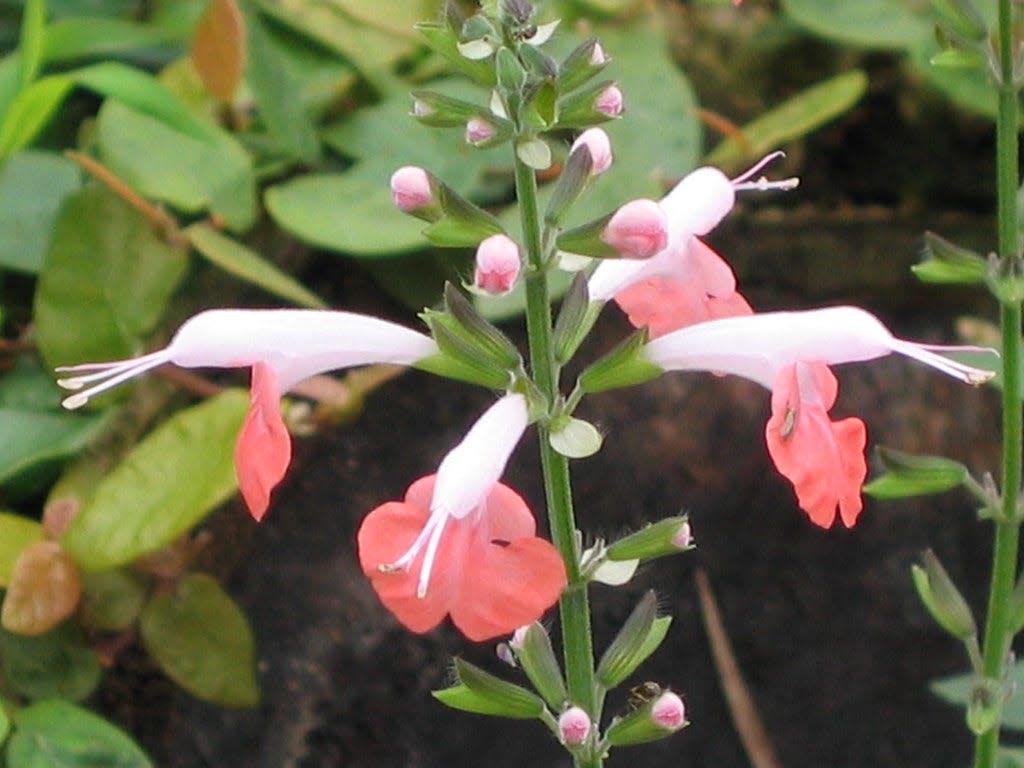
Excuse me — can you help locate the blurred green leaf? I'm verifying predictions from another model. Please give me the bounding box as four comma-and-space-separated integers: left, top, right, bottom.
0, 622, 100, 701
242, 5, 320, 162
140, 573, 258, 707
80, 568, 146, 631
266, 167, 426, 255
706, 71, 868, 168
863, 447, 970, 500
0, 408, 108, 492
0, 513, 43, 587
910, 37, 998, 118
932, 660, 1024, 730
33, 184, 188, 369
0, 151, 80, 274
62, 389, 248, 571
19, 0, 46, 88
0, 75, 74, 158
1000, 748, 1024, 767
780, 0, 933, 49
8, 699, 152, 767
95, 99, 256, 231
185, 222, 327, 308
433, 658, 545, 719
43, 17, 174, 62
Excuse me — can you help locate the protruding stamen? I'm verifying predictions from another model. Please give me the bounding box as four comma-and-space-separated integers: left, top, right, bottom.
890, 340, 998, 386
416, 510, 450, 598
731, 150, 800, 193
377, 507, 451, 599
56, 351, 171, 409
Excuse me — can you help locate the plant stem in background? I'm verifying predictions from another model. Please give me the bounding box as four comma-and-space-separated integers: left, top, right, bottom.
515, 155, 600, 767
974, 1, 1022, 765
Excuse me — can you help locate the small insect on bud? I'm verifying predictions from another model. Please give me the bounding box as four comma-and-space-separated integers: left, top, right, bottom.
601, 198, 668, 259
558, 706, 592, 746
570, 128, 613, 176
650, 691, 686, 731
474, 234, 521, 295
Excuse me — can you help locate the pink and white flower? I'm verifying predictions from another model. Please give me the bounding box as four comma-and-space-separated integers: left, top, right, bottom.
474, 234, 521, 295
56, 310, 439, 521
643, 306, 995, 527
357, 394, 566, 641
588, 154, 797, 337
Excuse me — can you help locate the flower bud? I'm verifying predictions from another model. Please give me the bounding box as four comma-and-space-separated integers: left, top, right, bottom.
466, 116, 497, 145
601, 198, 668, 259
672, 521, 692, 548
412, 99, 434, 118
390, 166, 435, 213
474, 234, 521, 294
595, 85, 623, 117
558, 706, 592, 746
591, 42, 607, 65
651, 691, 686, 730
571, 128, 612, 176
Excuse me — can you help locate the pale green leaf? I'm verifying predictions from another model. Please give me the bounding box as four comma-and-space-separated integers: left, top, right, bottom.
0, 513, 43, 587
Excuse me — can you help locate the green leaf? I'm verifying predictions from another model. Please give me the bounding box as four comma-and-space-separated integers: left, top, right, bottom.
0, 408, 109, 491
415, 21, 495, 85
184, 223, 326, 308
933, 662, 1024, 730
863, 446, 970, 499
62, 390, 249, 571
913, 231, 988, 284
0, 513, 43, 587
0, 151, 81, 274
33, 184, 188, 369
140, 573, 258, 707
433, 658, 545, 719
8, 699, 152, 767
265, 168, 426, 255
705, 71, 868, 168
95, 99, 255, 232
19, 0, 47, 88
0, 75, 74, 159
0, 622, 101, 701
43, 17, 173, 63
241, 6, 320, 163
780, 0, 933, 49
80, 569, 146, 631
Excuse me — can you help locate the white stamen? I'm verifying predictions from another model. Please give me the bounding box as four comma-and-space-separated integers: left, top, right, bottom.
377, 507, 451, 599
56, 351, 171, 409
731, 150, 799, 193
889, 341, 997, 386
416, 510, 450, 598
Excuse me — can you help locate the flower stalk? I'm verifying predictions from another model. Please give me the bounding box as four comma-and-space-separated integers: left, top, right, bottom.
973, 0, 1022, 765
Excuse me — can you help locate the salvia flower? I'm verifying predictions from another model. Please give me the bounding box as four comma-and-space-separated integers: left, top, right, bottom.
589, 153, 798, 337
474, 234, 522, 295
571, 127, 613, 176
56, 310, 439, 521
357, 394, 567, 641
558, 706, 592, 746
643, 306, 995, 527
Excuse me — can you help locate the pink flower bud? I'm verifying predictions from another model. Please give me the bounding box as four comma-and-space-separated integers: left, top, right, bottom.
571, 128, 612, 175
601, 198, 668, 259
590, 42, 607, 65
389, 166, 434, 212
412, 99, 434, 117
672, 520, 693, 548
650, 691, 686, 730
475, 234, 521, 294
595, 85, 623, 117
558, 706, 592, 746
466, 117, 497, 145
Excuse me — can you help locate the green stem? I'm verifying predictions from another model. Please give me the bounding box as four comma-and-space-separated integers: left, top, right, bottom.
514, 157, 600, 768
973, 3, 1022, 766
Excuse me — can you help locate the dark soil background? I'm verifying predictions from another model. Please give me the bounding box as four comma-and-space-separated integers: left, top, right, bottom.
97, 10, 1019, 768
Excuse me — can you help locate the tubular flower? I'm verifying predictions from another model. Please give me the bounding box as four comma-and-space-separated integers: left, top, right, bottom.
588, 154, 797, 337
56, 309, 439, 521
357, 394, 567, 641
643, 306, 995, 527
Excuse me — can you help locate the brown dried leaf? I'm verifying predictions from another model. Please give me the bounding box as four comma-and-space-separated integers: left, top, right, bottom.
191, 0, 246, 102
2, 541, 82, 636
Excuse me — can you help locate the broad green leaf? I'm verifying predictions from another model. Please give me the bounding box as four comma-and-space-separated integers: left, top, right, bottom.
185, 223, 326, 308
8, 699, 152, 768
0, 151, 81, 274
0, 622, 100, 701
781, 0, 933, 49
43, 17, 173, 63
333, 0, 433, 39
0, 513, 43, 587
0, 408, 109, 492
265, 167, 426, 255
140, 573, 258, 706
70, 61, 217, 142
80, 568, 146, 631
242, 5, 321, 162
0, 75, 74, 158
933, 660, 1024, 730
706, 71, 868, 168
95, 100, 256, 232
33, 184, 188, 369
863, 447, 970, 500
62, 390, 248, 571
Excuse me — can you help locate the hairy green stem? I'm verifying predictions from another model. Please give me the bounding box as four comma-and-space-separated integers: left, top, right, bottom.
973, 2, 1022, 765
514, 157, 600, 768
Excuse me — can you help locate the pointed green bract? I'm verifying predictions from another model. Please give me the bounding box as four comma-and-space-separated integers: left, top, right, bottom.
912, 549, 976, 640
514, 623, 568, 711
433, 658, 546, 719
596, 591, 672, 688
606, 516, 692, 562
863, 446, 969, 499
